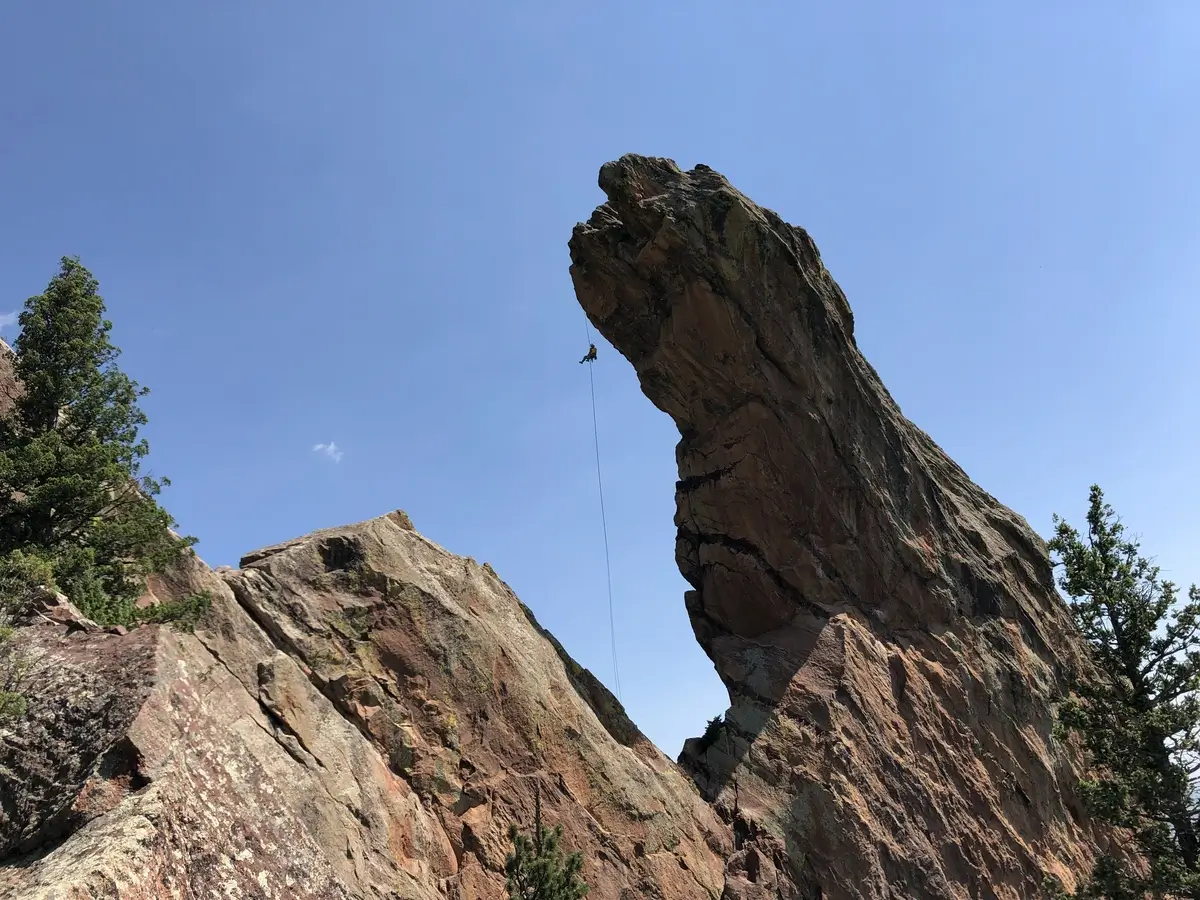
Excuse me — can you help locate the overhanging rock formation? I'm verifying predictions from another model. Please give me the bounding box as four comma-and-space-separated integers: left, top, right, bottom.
569, 155, 1114, 898
1, 515, 736, 899
0, 158, 1124, 900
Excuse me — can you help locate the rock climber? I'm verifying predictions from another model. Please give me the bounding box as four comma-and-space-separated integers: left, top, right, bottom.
579, 343, 597, 364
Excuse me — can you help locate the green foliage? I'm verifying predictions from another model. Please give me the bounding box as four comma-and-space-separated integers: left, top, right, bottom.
0, 550, 47, 723
698, 714, 724, 751
135, 590, 213, 633
0, 616, 28, 722
0, 548, 57, 606
0, 688, 25, 723
0, 257, 197, 626
1048, 485, 1200, 898
505, 786, 589, 900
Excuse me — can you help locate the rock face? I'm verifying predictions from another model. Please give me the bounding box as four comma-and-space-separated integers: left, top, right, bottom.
1, 513, 733, 899
0, 338, 19, 418
568, 155, 1114, 898
0, 157, 1120, 900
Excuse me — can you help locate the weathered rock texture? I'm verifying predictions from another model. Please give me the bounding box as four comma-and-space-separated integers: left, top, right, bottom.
0, 158, 1122, 900
568, 155, 1118, 898
0, 338, 19, 417
1, 514, 734, 899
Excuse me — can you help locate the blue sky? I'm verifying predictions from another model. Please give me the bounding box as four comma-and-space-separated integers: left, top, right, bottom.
1, 2, 1198, 757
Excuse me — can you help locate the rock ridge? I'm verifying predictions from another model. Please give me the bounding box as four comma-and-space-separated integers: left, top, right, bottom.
0, 155, 1127, 900
1, 511, 743, 899
568, 154, 1116, 898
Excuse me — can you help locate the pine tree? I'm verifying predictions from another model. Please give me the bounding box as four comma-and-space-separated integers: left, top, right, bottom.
505, 784, 589, 900
1047, 485, 1200, 898
0, 257, 195, 624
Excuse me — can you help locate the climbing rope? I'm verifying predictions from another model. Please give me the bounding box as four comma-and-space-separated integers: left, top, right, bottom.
582, 319, 623, 703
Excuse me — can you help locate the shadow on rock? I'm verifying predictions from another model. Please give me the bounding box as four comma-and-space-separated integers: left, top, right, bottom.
569, 154, 1112, 898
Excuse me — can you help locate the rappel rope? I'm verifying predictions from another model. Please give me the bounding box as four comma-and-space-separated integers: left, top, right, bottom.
582, 319, 623, 704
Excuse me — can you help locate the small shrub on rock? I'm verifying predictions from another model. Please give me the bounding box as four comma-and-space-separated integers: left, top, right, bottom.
505, 786, 589, 900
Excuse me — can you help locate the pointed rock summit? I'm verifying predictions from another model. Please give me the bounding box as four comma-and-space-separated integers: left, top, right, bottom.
2, 513, 733, 899
1, 157, 1121, 900
569, 154, 1113, 897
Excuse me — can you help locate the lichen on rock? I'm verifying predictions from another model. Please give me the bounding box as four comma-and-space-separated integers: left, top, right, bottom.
569, 154, 1113, 898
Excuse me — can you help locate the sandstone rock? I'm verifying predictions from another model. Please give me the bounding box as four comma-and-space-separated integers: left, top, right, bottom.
16, 587, 100, 632
568, 155, 1117, 898
0, 157, 1125, 900
1, 513, 732, 899
0, 338, 18, 418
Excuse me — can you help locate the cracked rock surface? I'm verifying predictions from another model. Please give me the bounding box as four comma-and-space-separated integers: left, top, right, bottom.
1, 513, 734, 899
0, 158, 1129, 900
0, 338, 19, 417
568, 155, 1121, 898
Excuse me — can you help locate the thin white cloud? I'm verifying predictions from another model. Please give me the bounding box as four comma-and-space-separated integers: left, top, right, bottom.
0, 312, 16, 331
312, 441, 344, 463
